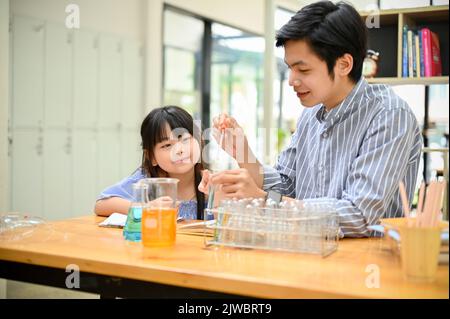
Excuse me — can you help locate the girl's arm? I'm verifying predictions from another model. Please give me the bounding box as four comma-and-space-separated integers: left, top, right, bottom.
94, 197, 131, 217
94, 168, 145, 216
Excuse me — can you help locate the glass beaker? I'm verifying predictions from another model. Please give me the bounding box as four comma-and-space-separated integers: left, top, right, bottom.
123, 182, 148, 242
140, 178, 179, 247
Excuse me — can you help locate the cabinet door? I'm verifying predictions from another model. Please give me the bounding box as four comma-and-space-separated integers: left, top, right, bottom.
11, 129, 43, 217
12, 16, 44, 128
122, 40, 144, 129
44, 23, 72, 128
121, 129, 142, 178
73, 31, 98, 129
43, 130, 72, 220
97, 130, 121, 192
98, 35, 122, 129
72, 130, 97, 217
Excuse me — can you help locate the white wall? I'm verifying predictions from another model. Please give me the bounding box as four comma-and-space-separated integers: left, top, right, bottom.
165, 0, 304, 34
0, 0, 9, 216
0, 0, 9, 300
276, 0, 302, 12
11, 0, 146, 42
166, 0, 266, 35
297, 0, 378, 11
145, 0, 163, 109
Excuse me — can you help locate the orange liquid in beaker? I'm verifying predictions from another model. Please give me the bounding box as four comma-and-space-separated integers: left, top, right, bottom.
141, 207, 177, 247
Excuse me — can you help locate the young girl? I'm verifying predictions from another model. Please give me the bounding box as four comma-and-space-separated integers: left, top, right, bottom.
94, 106, 206, 220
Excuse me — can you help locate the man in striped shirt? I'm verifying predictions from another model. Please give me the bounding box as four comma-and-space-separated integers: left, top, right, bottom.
199, 1, 422, 237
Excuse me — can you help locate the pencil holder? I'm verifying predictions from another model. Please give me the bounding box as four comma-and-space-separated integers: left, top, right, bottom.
382, 218, 448, 282
399, 224, 443, 282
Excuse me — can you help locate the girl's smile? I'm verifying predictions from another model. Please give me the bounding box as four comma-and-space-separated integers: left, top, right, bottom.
172, 157, 191, 165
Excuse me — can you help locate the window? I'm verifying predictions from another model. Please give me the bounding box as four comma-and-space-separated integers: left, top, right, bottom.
274, 8, 302, 153
392, 84, 449, 183
426, 85, 449, 180
163, 9, 203, 120
211, 23, 265, 161
163, 7, 266, 168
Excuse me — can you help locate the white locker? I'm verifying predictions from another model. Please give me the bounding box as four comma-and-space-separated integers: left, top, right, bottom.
43, 130, 72, 220
73, 30, 98, 129
11, 129, 43, 217
44, 23, 73, 128
98, 35, 122, 129
10, 15, 145, 219
12, 16, 44, 128
97, 130, 121, 192
121, 129, 142, 178
72, 130, 97, 216
122, 40, 144, 129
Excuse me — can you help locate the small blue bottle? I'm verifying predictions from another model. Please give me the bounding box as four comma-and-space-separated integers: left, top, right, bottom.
123, 182, 148, 242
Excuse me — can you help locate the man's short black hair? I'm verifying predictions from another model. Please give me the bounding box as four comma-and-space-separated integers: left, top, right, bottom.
276, 1, 367, 83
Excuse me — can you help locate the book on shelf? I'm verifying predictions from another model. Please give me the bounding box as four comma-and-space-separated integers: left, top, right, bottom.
418, 29, 425, 77
415, 34, 421, 78
422, 28, 443, 77
402, 26, 443, 78
402, 25, 409, 78
407, 29, 414, 78
412, 32, 417, 77
422, 28, 432, 76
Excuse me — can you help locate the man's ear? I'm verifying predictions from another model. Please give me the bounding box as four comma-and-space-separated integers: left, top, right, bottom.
336, 53, 353, 77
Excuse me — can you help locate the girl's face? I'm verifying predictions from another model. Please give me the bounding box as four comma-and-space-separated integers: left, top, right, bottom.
151, 124, 201, 176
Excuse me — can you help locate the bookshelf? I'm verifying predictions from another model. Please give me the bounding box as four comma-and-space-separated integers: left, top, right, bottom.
359, 5, 449, 84
361, 6, 448, 214
366, 76, 448, 85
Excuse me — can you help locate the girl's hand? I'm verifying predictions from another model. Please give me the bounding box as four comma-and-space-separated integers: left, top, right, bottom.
149, 196, 174, 208
198, 170, 225, 208
198, 170, 211, 195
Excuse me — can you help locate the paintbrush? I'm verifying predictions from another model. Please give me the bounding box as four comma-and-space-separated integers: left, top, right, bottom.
416, 181, 425, 227
399, 181, 411, 225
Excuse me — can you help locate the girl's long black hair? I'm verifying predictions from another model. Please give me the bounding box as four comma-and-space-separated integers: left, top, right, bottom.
140, 106, 205, 219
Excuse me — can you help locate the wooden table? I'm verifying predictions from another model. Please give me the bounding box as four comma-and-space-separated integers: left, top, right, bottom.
0, 215, 448, 298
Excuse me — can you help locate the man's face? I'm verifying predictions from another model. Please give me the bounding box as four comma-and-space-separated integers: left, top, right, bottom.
284, 39, 338, 108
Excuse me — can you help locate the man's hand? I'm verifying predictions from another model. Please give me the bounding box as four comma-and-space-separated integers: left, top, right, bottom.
211, 114, 263, 190
212, 114, 253, 163
205, 168, 267, 199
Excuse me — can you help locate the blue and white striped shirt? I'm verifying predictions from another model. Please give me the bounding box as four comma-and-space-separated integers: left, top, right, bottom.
263, 77, 422, 237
